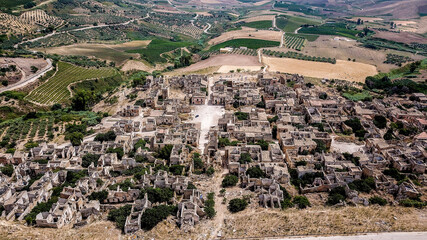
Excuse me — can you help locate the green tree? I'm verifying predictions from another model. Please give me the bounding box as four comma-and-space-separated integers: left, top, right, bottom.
293, 196, 311, 209
239, 153, 252, 164
228, 198, 248, 213
140, 205, 177, 230
69, 132, 84, 146
81, 154, 100, 168
222, 174, 238, 188
373, 115, 387, 129
246, 166, 266, 178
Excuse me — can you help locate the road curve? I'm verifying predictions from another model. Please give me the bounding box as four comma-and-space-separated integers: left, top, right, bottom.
0, 58, 53, 93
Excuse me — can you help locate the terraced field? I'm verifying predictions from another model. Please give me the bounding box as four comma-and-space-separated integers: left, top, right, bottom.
25, 62, 117, 105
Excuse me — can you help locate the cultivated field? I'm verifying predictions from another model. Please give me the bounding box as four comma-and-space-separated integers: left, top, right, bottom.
25, 62, 117, 105
208, 27, 282, 45
373, 30, 427, 44
34, 41, 151, 66
263, 56, 377, 82
173, 54, 262, 74
236, 15, 275, 23
284, 34, 306, 50
0, 10, 64, 35
293, 35, 423, 72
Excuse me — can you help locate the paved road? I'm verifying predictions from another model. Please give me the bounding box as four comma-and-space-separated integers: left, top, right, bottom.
204, 23, 212, 34
0, 58, 53, 93
275, 232, 427, 240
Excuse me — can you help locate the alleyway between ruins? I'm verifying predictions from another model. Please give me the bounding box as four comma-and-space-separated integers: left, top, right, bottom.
187, 76, 225, 152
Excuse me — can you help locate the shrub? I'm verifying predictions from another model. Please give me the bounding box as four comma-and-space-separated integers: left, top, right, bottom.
0, 164, 13, 177
108, 205, 132, 231
222, 174, 238, 188
235, 112, 249, 120
94, 131, 116, 142
140, 205, 177, 230
399, 199, 426, 208
348, 177, 376, 193
239, 153, 252, 164
327, 187, 346, 205
107, 147, 124, 160
228, 198, 248, 213
81, 153, 100, 168
88, 190, 108, 202
140, 187, 174, 203
369, 196, 387, 206
169, 165, 185, 175
205, 192, 216, 218
373, 115, 387, 129
293, 196, 311, 209
246, 166, 266, 178
156, 144, 173, 161
206, 166, 215, 176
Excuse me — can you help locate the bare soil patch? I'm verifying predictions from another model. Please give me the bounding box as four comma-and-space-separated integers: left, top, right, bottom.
373, 30, 427, 44
175, 54, 262, 73
209, 27, 282, 45
217, 65, 262, 73
0, 57, 48, 77
264, 56, 377, 82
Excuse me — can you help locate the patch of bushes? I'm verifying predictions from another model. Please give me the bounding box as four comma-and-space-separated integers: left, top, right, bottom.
293, 196, 311, 209
222, 174, 238, 188
205, 192, 216, 218
228, 198, 248, 213
108, 204, 132, 231
140, 205, 177, 230
369, 196, 387, 206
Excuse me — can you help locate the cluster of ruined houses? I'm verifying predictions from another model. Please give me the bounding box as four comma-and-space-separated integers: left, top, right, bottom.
0, 73, 426, 232
0, 135, 209, 231
203, 73, 426, 207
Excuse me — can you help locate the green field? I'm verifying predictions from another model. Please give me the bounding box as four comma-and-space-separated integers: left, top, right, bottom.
243, 20, 273, 29
25, 62, 118, 105
276, 15, 322, 33
299, 22, 361, 39
2, 0, 33, 9
126, 38, 193, 63
286, 33, 319, 42
210, 39, 280, 51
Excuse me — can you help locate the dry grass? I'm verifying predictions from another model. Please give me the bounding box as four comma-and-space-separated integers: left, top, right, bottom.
208, 27, 282, 45
263, 56, 377, 83
174, 54, 261, 74
2, 206, 425, 240
236, 15, 275, 23
222, 206, 427, 238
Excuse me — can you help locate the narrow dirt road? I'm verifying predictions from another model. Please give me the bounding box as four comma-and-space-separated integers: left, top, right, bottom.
0, 58, 53, 93
210, 168, 229, 238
